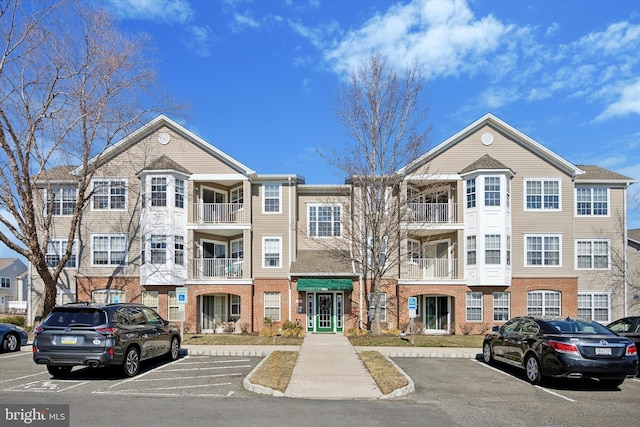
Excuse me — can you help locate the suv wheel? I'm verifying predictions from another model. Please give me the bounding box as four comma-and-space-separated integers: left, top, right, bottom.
168, 336, 180, 361
123, 347, 140, 377
47, 366, 72, 378
2, 333, 19, 352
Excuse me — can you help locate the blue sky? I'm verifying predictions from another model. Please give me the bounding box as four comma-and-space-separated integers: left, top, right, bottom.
2, 0, 640, 259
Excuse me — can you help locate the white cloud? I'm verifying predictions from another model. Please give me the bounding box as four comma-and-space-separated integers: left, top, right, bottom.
106, 0, 194, 24
596, 78, 640, 121
183, 25, 215, 57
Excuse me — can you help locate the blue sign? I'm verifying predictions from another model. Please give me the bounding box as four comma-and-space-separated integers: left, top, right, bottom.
408, 297, 417, 310
176, 287, 188, 304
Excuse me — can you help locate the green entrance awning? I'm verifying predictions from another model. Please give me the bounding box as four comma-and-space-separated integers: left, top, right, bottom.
297, 279, 353, 292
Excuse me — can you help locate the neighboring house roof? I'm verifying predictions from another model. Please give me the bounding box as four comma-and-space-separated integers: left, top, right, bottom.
0, 258, 28, 275
458, 154, 515, 176
290, 250, 355, 276
138, 154, 192, 176
399, 113, 585, 177
75, 115, 256, 178
35, 166, 78, 184
628, 229, 640, 245
575, 165, 636, 184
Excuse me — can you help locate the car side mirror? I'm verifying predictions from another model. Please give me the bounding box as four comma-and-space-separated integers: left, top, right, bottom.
492, 326, 499, 332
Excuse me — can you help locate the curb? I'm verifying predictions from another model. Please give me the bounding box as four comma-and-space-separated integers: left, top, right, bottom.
243, 354, 285, 397
379, 354, 414, 400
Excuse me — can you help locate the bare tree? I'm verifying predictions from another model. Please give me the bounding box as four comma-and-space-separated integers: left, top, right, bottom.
321, 53, 430, 334
0, 0, 172, 321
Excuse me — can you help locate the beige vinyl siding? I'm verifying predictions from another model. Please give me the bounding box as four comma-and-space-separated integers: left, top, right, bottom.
297, 192, 349, 251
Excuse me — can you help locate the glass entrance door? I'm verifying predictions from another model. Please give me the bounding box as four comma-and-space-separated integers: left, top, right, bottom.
202, 295, 226, 332
424, 296, 449, 333
316, 294, 333, 332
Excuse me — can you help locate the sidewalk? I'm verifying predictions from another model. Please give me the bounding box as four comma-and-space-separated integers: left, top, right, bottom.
184, 335, 481, 400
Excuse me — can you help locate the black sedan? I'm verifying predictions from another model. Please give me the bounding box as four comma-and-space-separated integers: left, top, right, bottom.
482, 316, 638, 387
607, 316, 640, 348
1, 322, 29, 352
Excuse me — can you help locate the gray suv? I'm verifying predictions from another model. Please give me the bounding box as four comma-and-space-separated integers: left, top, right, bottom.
33, 302, 181, 378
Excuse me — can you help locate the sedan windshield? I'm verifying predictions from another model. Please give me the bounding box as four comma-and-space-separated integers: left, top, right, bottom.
547, 320, 614, 335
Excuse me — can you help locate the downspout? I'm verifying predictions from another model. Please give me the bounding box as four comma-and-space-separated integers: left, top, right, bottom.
288, 176, 293, 322
624, 183, 629, 317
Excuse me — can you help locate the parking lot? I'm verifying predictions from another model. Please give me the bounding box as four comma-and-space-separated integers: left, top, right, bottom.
0, 349, 261, 398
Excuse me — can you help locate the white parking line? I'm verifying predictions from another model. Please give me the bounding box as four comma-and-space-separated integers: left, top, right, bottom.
175, 358, 252, 365
130, 373, 242, 382
160, 365, 251, 372
107, 356, 188, 389
0, 371, 49, 384
0, 351, 32, 359
116, 382, 232, 392
473, 359, 575, 402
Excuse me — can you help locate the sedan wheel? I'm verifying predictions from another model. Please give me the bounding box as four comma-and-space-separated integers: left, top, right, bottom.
168, 336, 180, 361
525, 355, 542, 385
482, 342, 493, 364
2, 333, 19, 352
123, 347, 140, 377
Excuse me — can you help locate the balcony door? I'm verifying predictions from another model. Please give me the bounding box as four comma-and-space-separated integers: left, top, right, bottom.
424, 240, 450, 279
202, 187, 226, 222
202, 240, 226, 277
424, 296, 450, 333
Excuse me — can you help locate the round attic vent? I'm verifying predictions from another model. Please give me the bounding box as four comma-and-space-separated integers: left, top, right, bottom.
158, 132, 171, 145
481, 132, 494, 146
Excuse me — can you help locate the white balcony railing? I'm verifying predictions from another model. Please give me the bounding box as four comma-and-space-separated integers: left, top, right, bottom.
192, 203, 245, 224
193, 258, 243, 279
403, 258, 458, 280
406, 203, 457, 224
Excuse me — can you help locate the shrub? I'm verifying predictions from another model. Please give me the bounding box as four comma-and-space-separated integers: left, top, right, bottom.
344, 327, 368, 337
1, 315, 26, 328
259, 318, 280, 337
381, 328, 400, 336
281, 320, 305, 337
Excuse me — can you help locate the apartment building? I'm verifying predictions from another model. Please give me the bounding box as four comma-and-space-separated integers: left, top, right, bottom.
29, 114, 636, 334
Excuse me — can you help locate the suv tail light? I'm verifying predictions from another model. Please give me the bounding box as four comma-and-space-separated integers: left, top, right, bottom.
34, 326, 43, 334
549, 340, 579, 354
626, 344, 637, 357
96, 327, 117, 336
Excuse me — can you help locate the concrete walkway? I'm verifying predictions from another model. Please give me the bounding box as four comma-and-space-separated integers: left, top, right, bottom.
284, 333, 382, 400
183, 336, 481, 400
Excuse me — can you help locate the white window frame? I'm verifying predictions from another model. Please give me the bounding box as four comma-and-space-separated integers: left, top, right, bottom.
466, 291, 483, 321
575, 239, 610, 270
46, 186, 77, 216
46, 239, 77, 269
175, 235, 185, 265
466, 178, 476, 208
524, 178, 561, 211
485, 234, 501, 264
142, 291, 159, 311
230, 294, 241, 317
407, 239, 420, 263
151, 176, 167, 207
150, 235, 167, 264
484, 176, 501, 207
578, 292, 611, 323
264, 292, 281, 321
92, 289, 125, 303
575, 186, 609, 216
527, 290, 561, 316
0, 277, 10, 288
92, 234, 127, 266
92, 179, 127, 210
175, 178, 185, 208
263, 236, 282, 268
525, 234, 562, 267
168, 291, 180, 321
466, 236, 476, 266
262, 183, 281, 214
308, 204, 342, 237
493, 292, 510, 321
369, 292, 387, 322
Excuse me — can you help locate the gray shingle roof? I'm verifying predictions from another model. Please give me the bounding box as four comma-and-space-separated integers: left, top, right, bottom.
458, 154, 514, 175
290, 250, 355, 276
140, 155, 192, 175
575, 165, 634, 181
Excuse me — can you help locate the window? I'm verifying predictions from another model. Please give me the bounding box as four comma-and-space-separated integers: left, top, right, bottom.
47, 187, 77, 215
142, 291, 159, 311
369, 293, 387, 322
485, 234, 501, 264
466, 236, 476, 265
168, 291, 180, 321
175, 236, 184, 265
506, 235, 511, 266
92, 180, 126, 210
92, 235, 127, 265
264, 292, 281, 321
578, 293, 610, 322
466, 292, 482, 321
493, 292, 510, 321
525, 235, 561, 266
407, 239, 420, 263
151, 177, 167, 207
231, 295, 241, 316
231, 239, 243, 259
484, 177, 500, 206
308, 205, 341, 237
263, 237, 281, 268
525, 179, 560, 210
92, 289, 125, 303
576, 239, 609, 269
466, 178, 476, 208
0, 277, 10, 288
231, 187, 243, 204
527, 291, 560, 316
150, 235, 167, 264
263, 183, 281, 213
175, 178, 184, 208
576, 187, 608, 216
46, 239, 77, 268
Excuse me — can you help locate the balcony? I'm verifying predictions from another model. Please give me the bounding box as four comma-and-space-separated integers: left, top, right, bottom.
192, 203, 245, 224
406, 202, 458, 224
193, 258, 244, 279
402, 258, 459, 280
